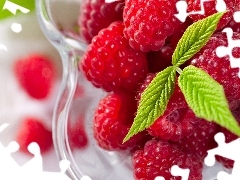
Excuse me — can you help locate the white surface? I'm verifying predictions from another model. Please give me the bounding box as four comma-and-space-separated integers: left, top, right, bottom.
0, 12, 62, 171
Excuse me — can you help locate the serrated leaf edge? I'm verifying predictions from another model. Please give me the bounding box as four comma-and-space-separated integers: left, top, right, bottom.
123, 66, 176, 143
172, 11, 225, 67
179, 65, 240, 136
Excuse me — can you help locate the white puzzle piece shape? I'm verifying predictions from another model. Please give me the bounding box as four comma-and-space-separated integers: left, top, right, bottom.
175, 0, 226, 22
215, 27, 240, 77
204, 132, 240, 180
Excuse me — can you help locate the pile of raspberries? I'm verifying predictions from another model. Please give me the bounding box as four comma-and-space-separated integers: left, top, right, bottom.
77, 0, 240, 179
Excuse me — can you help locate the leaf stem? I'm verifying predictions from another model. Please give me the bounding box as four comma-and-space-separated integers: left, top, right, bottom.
175, 66, 183, 74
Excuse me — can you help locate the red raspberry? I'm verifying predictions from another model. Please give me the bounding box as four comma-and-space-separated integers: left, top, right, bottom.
13, 54, 55, 99
191, 32, 240, 101
176, 119, 218, 160
78, 0, 124, 43
68, 117, 88, 149
187, 0, 238, 29
79, 21, 148, 92
147, 85, 200, 141
123, 0, 182, 52
225, 18, 240, 33
136, 73, 156, 105
146, 45, 173, 73
93, 92, 146, 151
73, 84, 84, 99
132, 139, 203, 180
16, 117, 53, 154
169, 17, 193, 49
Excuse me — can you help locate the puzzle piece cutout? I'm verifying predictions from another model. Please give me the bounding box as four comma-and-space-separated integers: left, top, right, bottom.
215, 27, 240, 77
2, 0, 30, 15
154, 165, 190, 180
175, 0, 226, 22
204, 132, 240, 180
233, 11, 240, 23
0, 123, 73, 180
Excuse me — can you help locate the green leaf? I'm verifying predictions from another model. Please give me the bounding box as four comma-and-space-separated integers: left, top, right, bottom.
123, 66, 177, 142
0, 0, 35, 21
172, 11, 225, 67
178, 65, 240, 136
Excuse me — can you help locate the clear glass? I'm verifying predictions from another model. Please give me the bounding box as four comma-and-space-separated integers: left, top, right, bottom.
35, 0, 133, 179
35, 0, 227, 179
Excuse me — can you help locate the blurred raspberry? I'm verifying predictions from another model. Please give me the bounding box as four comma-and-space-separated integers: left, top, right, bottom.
16, 117, 53, 154
13, 53, 55, 99
69, 117, 88, 149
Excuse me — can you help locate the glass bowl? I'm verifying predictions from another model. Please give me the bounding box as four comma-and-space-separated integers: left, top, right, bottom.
35, 0, 228, 179
36, 0, 134, 179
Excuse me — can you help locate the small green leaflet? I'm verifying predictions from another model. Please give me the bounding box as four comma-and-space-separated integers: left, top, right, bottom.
172, 11, 225, 67
123, 66, 176, 142
0, 0, 35, 21
178, 65, 240, 136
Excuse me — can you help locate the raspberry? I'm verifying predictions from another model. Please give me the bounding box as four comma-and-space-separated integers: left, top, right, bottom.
136, 73, 156, 106
146, 45, 173, 73
79, 21, 148, 92
225, 18, 240, 33
132, 139, 203, 180
16, 117, 53, 154
191, 32, 240, 100
73, 84, 84, 99
78, 0, 124, 43
68, 117, 88, 149
147, 85, 200, 141
136, 74, 200, 141
13, 54, 55, 99
93, 92, 146, 151
169, 17, 193, 49
123, 0, 182, 52
176, 119, 218, 160
187, 0, 238, 29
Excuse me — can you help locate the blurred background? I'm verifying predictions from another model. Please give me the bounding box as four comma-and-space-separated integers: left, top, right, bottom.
0, 0, 63, 171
